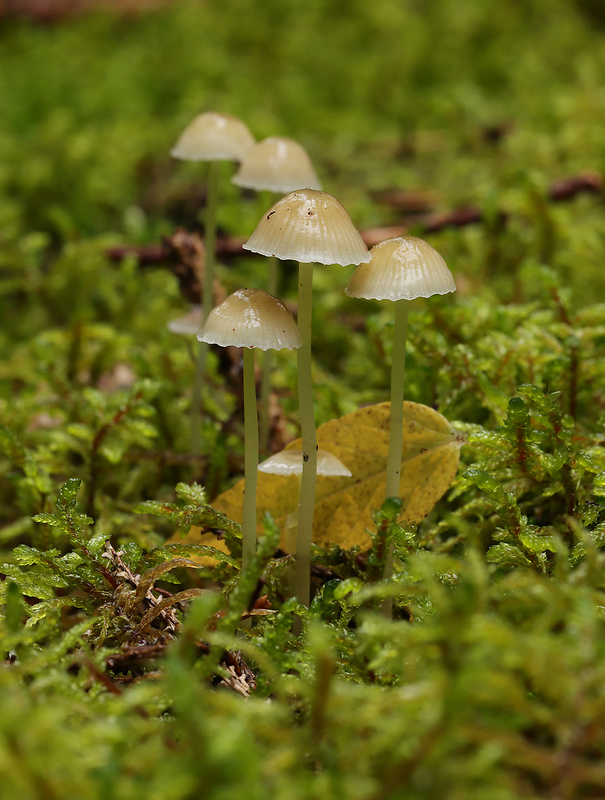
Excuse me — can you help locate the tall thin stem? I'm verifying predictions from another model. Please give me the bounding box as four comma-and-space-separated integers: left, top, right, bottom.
294, 261, 317, 609
383, 300, 409, 582
259, 255, 278, 451
190, 340, 205, 457
191, 159, 220, 456
242, 347, 259, 569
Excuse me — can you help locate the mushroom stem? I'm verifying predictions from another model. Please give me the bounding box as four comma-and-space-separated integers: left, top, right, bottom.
190, 340, 205, 457
203, 160, 220, 317
191, 159, 220, 456
383, 299, 409, 581
294, 260, 317, 609
259, 255, 279, 450
242, 346, 259, 568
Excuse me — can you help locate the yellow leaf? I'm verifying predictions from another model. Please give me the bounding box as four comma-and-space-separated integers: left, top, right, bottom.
179, 401, 464, 553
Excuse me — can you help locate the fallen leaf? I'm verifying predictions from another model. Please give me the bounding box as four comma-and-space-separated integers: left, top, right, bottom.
178, 401, 464, 554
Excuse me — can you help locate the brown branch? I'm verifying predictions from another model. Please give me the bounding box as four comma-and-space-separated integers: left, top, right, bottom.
549, 172, 602, 201
105, 232, 246, 273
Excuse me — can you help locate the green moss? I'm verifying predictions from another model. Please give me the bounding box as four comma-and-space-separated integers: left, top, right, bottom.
1, 0, 605, 796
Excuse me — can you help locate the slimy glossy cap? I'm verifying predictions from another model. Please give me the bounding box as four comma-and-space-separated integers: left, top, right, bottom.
232, 136, 322, 194
259, 448, 352, 477
345, 235, 455, 301
171, 112, 255, 162
198, 288, 302, 351
243, 189, 371, 266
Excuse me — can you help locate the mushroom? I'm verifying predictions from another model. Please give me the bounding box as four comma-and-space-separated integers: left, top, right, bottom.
345, 235, 455, 580
233, 136, 323, 452
259, 448, 352, 553
198, 288, 301, 568
243, 188, 370, 607
171, 111, 255, 162
171, 112, 255, 454
232, 136, 322, 195
167, 304, 203, 336
259, 448, 351, 478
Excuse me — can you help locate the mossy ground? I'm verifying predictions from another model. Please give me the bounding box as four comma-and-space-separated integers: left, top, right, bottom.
1, 1, 605, 797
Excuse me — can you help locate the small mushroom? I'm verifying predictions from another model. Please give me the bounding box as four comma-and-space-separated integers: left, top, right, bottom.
346, 234, 455, 302
171, 111, 255, 163
198, 288, 301, 568
171, 111, 255, 454
259, 449, 352, 553
233, 137, 323, 452
346, 235, 455, 581
244, 189, 370, 607
167, 304, 203, 336
244, 188, 369, 266
259, 448, 351, 478
232, 136, 322, 195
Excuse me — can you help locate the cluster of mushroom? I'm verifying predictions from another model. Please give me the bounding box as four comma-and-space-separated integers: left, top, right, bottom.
170, 110, 456, 607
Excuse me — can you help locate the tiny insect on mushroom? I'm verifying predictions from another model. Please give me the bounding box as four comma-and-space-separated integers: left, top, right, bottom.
259, 448, 352, 553
345, 235, 455, 583
243, 188, 370, 608
171, 111, 255, 455
233, 136, 323, 452
198, 288, 301, 568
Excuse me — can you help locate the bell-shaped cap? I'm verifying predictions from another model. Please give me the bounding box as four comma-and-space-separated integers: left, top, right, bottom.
232, 136, 322, 194
346, 235, 455, 301
259, 448, 352, 477
171, 111, 255, 162
198, 288, 302, 351
243, 189, 371, 267
167, 305, 203, 336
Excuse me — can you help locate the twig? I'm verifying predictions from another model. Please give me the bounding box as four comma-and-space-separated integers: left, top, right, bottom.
106, 172, 602, 274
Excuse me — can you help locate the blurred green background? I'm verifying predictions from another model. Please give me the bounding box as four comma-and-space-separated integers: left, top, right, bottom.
2, 0, 604, 242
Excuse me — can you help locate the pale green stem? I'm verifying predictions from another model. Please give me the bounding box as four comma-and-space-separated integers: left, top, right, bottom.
190, 342, 205, 457
191, 159, 220, 456
383, 300, 409, 584
259, 255, 279, 451
294, 261, 317, 610
242, 347, 259, 569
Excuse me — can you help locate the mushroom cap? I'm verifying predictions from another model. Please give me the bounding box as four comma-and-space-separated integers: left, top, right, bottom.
243, 189, 371, 266
232, 136, 322, 194
167, 305, 203, 336
345, 235, 455, 301
198, 288, 302, 351
170, 111, 255, 162
259, 448, 352, 477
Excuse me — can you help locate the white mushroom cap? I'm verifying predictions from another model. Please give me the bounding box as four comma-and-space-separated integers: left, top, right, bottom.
259, 448, 352, 477
346, 235, 455, 301
232, 136, 322, 194
198, 288, 302, 351
167, 305, 203, 336
170, 112, 255, 162
243, 189, 371, 267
